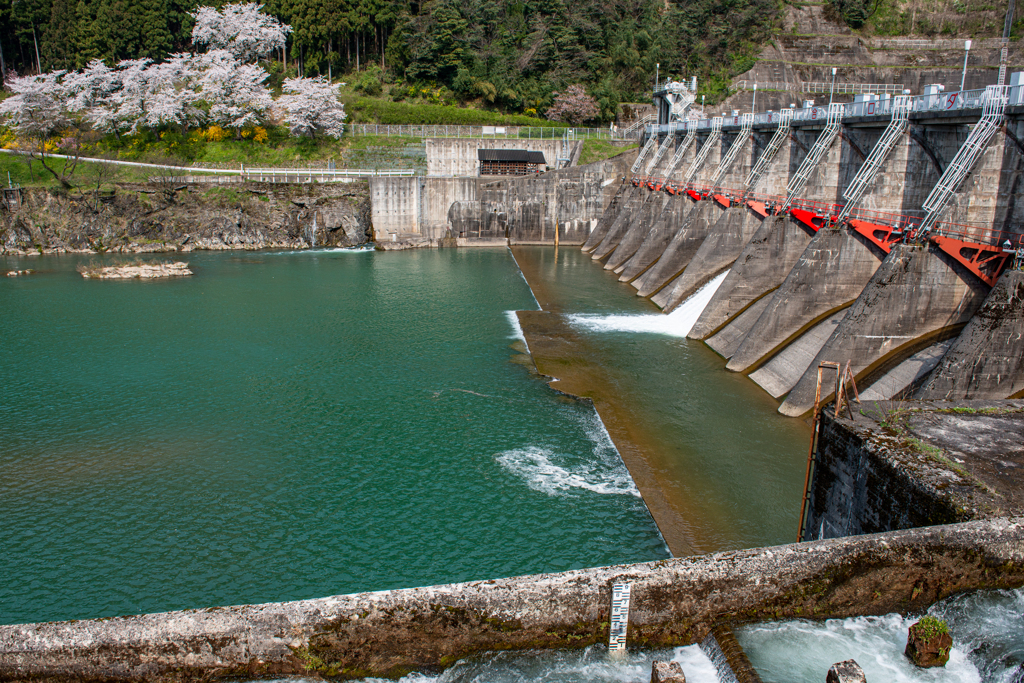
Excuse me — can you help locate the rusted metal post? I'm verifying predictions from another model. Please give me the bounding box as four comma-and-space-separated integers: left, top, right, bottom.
798, 361, 841, 542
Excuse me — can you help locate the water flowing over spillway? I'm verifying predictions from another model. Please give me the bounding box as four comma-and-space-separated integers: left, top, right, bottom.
567, 270, 728, 338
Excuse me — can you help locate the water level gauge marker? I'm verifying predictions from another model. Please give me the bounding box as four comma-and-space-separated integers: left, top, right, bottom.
609, 582, 631, 655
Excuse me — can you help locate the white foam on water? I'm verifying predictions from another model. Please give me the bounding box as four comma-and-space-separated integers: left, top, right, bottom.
505, 310, 527, 343
567, 270, 729, 338
737, 613, 982, 683
495, 446, 641, 497
357, 644, 722, 683
270, 245, 376, 255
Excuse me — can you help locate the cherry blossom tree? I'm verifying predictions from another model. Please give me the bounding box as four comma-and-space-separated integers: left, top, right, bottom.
545, 85, 599, 126
274, 76, 346, 139
191, 3, 292, 63
193, 50, 272, 130
0, 70, 83, 187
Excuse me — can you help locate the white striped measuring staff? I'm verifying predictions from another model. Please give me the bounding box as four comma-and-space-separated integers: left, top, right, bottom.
609, 582, 632, 653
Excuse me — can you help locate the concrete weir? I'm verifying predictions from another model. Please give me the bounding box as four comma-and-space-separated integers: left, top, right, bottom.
650, 204, 762, 309
617, 196, 694, 284
779, 243, 991, 417
688, 215, 813, 341
725, 226, 886, 374
602, 191, 671, 267
915, 269, 1024, 400
2, 519, 1023, 681
581, 179, 632, 253
636, 199, 723, 301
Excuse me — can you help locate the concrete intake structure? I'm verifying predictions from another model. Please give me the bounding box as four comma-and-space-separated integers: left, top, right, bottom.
2, 519, 1023, 681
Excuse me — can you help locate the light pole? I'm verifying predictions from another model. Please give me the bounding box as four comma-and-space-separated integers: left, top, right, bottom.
752, 83, 757, 112
829, 67, 837, 105
701, 94, 705, 116
655, 63, 659, 91
961, 39, 972, 91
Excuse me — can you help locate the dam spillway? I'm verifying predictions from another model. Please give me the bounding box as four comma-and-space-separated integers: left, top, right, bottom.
427, 85, 1024, 416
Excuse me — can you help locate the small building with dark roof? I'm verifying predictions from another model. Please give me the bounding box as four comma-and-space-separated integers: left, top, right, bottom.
478, 149, 547, 176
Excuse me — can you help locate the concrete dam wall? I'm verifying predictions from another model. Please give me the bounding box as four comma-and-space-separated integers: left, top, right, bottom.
535, 101, 1024, 417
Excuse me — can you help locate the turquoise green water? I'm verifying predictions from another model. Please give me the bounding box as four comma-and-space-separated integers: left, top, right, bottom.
515, 247, 812, 553
0, 248, 668, 625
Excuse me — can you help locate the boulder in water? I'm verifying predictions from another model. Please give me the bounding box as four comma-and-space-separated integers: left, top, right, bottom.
826, 659, 866, 682
650, 660, 686, 683
905, 616, 952, 668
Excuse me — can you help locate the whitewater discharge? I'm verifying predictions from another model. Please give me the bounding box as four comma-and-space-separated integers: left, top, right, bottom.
504, 310, 527, 344
270, 245, 376, 255
736, 591, 1024, 683
356, 643, 723, 683
567, 270, 729, 338
495, 410, 641, 498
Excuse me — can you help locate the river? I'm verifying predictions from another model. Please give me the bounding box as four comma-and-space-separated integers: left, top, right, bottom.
0, 245, 806, 626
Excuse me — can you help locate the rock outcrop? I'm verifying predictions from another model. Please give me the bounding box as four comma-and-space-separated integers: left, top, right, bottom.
0, 182, 372, 255
78, 262, 193, 279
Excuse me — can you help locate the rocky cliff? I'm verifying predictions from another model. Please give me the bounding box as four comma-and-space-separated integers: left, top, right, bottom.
0, 181, 372, 255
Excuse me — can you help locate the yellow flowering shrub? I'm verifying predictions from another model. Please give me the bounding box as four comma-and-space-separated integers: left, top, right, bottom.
203, 125, 228, 142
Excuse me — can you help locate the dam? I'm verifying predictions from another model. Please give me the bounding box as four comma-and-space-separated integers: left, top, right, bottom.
3, 76, 1024, 683
424, 81, 1024, 416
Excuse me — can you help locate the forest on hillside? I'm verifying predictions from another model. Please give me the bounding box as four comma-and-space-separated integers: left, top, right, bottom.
0, 0, 782, 117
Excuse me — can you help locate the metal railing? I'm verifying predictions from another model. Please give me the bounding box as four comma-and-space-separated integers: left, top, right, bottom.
643, 128, 677, 175
744, 108, 792, 196
733, 80, 909, 95
711, 113, 753, 192
781, 103, 844, 213
345, 123, 618, 140
645, 80, 1024, 139
242, 167, 414, 182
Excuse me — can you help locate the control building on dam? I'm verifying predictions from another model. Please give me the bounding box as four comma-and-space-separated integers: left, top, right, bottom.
381, 78, 1024, 418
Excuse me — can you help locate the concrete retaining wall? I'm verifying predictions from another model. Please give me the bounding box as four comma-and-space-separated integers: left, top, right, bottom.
425, 138, 564, 177
3, 519, 1023, 681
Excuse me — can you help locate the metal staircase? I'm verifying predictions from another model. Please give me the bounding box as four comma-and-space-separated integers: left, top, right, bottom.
835, 96, 911, 223
663, 120, 698, 177
710, 113, 753, 192
621, 114, 655, 140
781, 102, 844, 213
680, 117, 723, 187
743, 109, 792, 197
643, 129, 676, 176
920, 85, 1007, 234
630, 135, 658, 174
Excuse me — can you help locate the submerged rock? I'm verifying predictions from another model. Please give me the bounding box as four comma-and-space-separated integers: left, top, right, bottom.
826, 659, 866, 682
651, 660, 686, 683
4, 269, 34, 277
79, 262, 193, 279
905, 617, 952, 668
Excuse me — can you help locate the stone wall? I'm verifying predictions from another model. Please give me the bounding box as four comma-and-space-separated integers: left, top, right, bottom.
801, 401, 1024, 541
2, 518, 1023, 681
